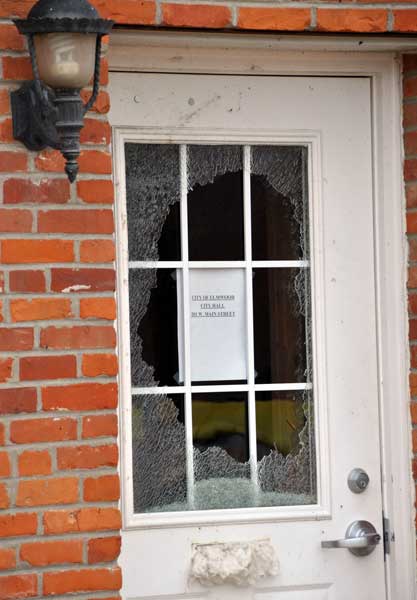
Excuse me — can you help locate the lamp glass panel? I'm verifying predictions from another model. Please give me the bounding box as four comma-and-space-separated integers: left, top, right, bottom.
34, 33, 96, 89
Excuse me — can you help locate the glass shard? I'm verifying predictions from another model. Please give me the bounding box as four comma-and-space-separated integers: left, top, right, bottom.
125, 143, 181, 262
129, 268, 182, 387
187, 145, 244, 261
132, 394, 186, 513
251, 145, 309, 261
253, 268, 311, 384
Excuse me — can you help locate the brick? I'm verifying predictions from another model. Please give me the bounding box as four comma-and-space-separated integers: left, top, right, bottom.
409, 293, 417, 315
81, 118, 111, 144
84, 475, 120, 502
0, 512, 37, 538
0, 209, 31, 233
88, 536, 121, 563
0, 151, 27, 172
0, 272, 3, 293
81, 90, 110, 114
413, 428, 417, 452
41, 326, 116, 350
410, 319, 417, 340
410, 372, 417, 396
0, 358, 13, 383
42, 382, 118, 411
77, 179, 114, 204
404, 77, 417, 99
10, 418, 77, 444
406, 183, 417, 208
80, 240, 115, 263
405, 159, 417, 182
408, 213, 417, 235
316, 9, 387, 33
43, 567, 122, 595
80, 298, 116, 320
411, 400, 417, 422
163, 3, 231, 28
238, 7, 310, 31
35, 150, 65, 173
0, 118, 13, 142
2, 56, 32, 80
20, 540, 83, 567
38, 209, 114, 234
16, 477, 78, 506
9, 270, 46, 293
82, 354, 118, 378
18, 450, 52, 476
90, 0, 155, 25
1, 239, 74, 264
0, 388, 37, 414
20, 355, 76, 381
4, 178, 70, 204
404, 131, 417, 154
57, 444, 118, 470
43, 507, 121, 534
51, 268, 116, 292
82, 414, 118, 439
0, 90, 10, 115
79, 150, 112, 174
10, 298, 72, 322
394, 10, 417, 32
0, 483, 10, 508
0, 574, 37, 599
0, 548, 16, 570
0, 452, 11, 477
0, 328, 33, 350
0, 0, 34, 18
404, 55, 417, 74
403, 103, 417, 128
0, 24, 24, 50
0, 424, 4, 446
0, 301, 3, 322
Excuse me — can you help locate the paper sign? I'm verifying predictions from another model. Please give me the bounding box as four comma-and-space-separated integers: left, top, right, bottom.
177, 268, 247, 383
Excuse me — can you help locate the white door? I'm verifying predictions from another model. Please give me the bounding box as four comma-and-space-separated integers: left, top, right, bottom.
110, 72, 386, 600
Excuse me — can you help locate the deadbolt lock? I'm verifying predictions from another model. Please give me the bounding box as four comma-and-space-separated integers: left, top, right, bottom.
348, 468, 370, 494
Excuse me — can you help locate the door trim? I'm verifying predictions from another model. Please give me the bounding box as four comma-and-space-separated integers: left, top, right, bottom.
109, 32, 415, 600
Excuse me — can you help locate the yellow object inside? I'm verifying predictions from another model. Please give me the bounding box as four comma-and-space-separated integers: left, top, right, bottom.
193, 398, 304, 455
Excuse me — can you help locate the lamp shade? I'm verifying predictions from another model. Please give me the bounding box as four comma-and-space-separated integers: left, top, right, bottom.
34, 32, 96, 88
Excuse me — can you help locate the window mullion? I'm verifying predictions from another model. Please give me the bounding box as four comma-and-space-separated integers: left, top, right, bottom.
243, 145, 258, 489
180, 144, 195, 509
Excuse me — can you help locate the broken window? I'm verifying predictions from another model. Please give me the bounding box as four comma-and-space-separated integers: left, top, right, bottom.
126, 143, 316, 514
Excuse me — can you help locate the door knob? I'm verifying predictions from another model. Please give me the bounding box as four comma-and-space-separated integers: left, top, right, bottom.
321, 520, 381, 557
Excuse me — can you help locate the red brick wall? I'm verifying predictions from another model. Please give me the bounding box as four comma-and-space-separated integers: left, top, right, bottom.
0, 1, 415, 599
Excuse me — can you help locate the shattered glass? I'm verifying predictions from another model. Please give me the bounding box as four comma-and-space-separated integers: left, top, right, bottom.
132, 394, 187, 513
129, 269, 181, 387
187, 145, 244, 261
125, 143, 181, 262
126, 142, 316, 513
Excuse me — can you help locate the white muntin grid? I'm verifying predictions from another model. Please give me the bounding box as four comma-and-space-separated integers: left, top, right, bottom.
129, 143, 313, 511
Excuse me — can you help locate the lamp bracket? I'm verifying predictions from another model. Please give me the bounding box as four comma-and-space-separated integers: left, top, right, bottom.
11, 81, 59, 151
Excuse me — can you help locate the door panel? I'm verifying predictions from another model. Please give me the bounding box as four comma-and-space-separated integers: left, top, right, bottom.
109, 73, 385, 600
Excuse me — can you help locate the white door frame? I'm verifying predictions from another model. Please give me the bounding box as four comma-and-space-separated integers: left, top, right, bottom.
109, 30, 416, 600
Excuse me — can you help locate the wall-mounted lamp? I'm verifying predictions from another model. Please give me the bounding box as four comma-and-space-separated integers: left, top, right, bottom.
11, 0, 113, 182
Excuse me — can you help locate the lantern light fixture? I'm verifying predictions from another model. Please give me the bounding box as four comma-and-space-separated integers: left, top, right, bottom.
11, 0, 113, 182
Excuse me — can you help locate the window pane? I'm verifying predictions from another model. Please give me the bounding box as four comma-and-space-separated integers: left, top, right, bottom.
129, 269, 182, 387
125, 143, 181, 261
257, 390, 316, 505
251, 145, 309, 261
253, 268, 311, 384
132, 394, 186, 513
193, 392, 251, 510
188, 145, 244, 260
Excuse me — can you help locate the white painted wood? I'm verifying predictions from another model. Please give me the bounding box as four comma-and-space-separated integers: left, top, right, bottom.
109, 31, 417, 75
109, 42, 415, 600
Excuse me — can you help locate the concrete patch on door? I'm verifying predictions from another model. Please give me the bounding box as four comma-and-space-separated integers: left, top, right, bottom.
190, 539, 279, 586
